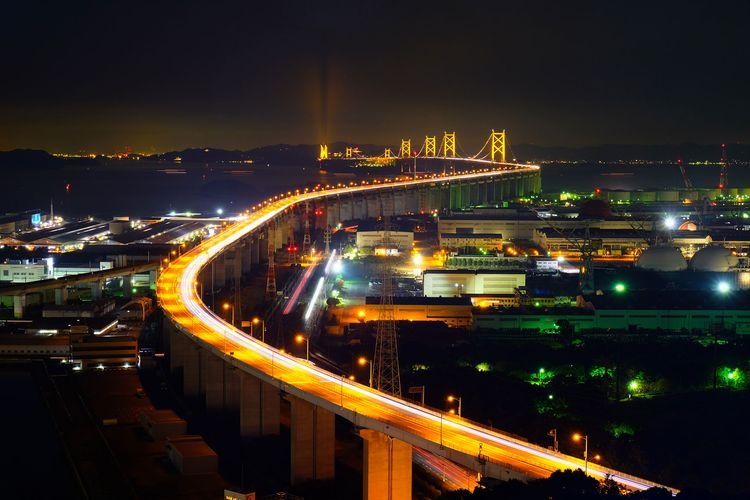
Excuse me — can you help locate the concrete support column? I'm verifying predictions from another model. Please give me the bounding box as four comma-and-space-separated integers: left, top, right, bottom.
214, 253, 227, 288
241, 241, 253, 274
183, 343, 202, 399
360, 429, 412, 500
122, 275, 133, 298
54, 287, 68, 305
290, 396, 335, 484
13, 294, 26, 319
239, 373, 281, 439
203, 352, 225, 413
251, 237, 260, 265
168, 325, 183, 373
90, 280, 103, 300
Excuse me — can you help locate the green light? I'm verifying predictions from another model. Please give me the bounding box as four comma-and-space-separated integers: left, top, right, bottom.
628, 380, 640, 392
534, 301, 541, 307
131, 288, 137, 294
614, 282, 626, 293
539, 367, 545, 374
475, 362, 492, 372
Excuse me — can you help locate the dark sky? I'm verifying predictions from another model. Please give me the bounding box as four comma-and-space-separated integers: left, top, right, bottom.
1, 1, 748, 153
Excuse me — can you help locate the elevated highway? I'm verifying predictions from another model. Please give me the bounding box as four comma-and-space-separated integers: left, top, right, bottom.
158, 166, 677, 496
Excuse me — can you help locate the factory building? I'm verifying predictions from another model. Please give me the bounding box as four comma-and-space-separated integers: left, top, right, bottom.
422, 269, 526, 297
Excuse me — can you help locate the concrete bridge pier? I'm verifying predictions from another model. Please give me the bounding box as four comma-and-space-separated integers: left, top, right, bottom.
168, 325, 202, 400
54, 287, 68, 305
239, 373, 280, 439
290, 396, 335, 484
241, 240, 253, 274
360, 429, 412, 500
250, 236, 260, 266
339, 196, 353, 222
13, 294, 26, 319
90, 280, 103, 301
122, 275, 133, 298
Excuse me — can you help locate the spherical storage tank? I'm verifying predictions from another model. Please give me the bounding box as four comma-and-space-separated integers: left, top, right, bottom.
635, 246, 687, 272
689, 245, 739, 272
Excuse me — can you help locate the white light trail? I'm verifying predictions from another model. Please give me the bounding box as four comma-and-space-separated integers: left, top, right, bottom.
304, 277, 325, 321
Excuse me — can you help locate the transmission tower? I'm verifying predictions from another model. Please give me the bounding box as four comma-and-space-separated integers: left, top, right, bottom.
302, 201, 312, 256
265, 221, 277, 298
323, 225, 332, 256
719, 143, 729, 192
287, 215, 297, 264
373, 191, 402, 397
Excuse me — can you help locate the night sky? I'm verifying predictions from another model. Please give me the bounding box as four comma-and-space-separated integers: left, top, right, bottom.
1, 1, 748, 153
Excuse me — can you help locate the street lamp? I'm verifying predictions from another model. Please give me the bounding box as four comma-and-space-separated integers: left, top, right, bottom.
358, 356, 373, 387
447, 394, 462, 417
714, 280, 731, 389
295, 333, 309, 361
222, 302, 234, 327
572, 433, 589, 474
252, 317, 265, 342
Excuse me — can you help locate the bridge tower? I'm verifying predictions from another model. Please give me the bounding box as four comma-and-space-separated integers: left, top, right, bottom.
424, 136, 436, 157
302, 201, 312, 256
265, 221, 277, 298
373, 195, 402, 397
384, 148, 392, 159
399, 139, 411, 158
490, 130, 506, 163
442, 132, 456, 157
319, 144, 328, 160
345, 147, 353, 159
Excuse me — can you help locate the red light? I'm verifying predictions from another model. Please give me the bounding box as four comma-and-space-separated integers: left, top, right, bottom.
719, 184, 725, 189
721, 143, 726, 148
595, 188, 601, 194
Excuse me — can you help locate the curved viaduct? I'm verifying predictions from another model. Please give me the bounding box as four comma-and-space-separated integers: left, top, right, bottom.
158, 165, 676, 498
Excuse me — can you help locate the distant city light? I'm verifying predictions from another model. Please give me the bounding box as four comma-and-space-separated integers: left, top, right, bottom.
216, 208, 223, 215
717, 281, 731, 294
663, 216, 677, 230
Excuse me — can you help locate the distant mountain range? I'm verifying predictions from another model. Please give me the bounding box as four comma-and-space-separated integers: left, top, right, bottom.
2, 142, 749, 167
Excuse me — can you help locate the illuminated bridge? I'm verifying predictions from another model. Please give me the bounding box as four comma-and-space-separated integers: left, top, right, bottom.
319, 129, 512, 166
158, 165, 677, 498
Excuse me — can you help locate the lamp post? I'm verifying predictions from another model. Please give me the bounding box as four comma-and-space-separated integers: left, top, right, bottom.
548, 428, 558, 452
715, 281, 731, 390
252, 317, 264, 342
572, 433, 588, 474
358, 356, 373, 387
295, 333, 309, 361
222, 302, 234, 327
447, 394, 462, 417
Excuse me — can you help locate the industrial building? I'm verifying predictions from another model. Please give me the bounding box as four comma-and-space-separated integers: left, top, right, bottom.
438, 210, 651, 241
440, 233, 505, 251
337, 296, 473, 328
356, 230, 414, 251
422, 269, 526, 297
